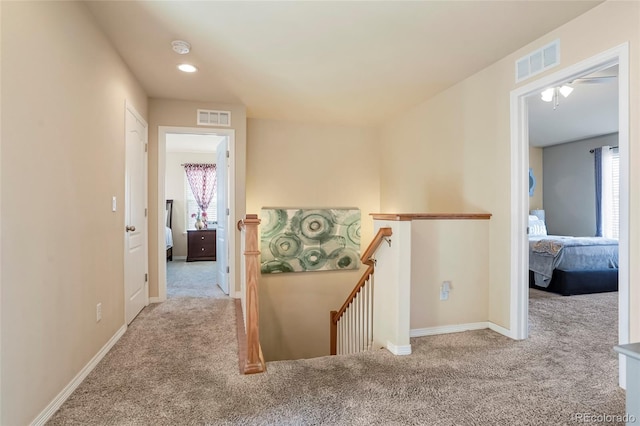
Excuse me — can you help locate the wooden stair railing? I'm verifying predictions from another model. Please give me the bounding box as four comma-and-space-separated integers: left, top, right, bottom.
237, 214, 266, 374
330, 227, 392, 355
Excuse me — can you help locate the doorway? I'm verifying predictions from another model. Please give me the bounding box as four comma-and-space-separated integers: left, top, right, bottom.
157, 126, 236, 301
510, 44, 630, 385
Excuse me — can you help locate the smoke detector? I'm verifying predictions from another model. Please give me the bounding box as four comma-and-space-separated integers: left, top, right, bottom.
171, 40, 191, 55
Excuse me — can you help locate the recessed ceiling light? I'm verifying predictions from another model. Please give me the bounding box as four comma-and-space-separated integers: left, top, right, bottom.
171, 40, 191, 55
178, 64, 198, 73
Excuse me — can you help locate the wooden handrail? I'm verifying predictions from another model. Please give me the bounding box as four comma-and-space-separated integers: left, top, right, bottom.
330, 227, 392, 355
237, 214, 266, 374
360, 227, 392, 264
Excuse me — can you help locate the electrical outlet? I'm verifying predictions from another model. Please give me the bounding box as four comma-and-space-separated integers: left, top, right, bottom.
440, 289, 449, 301
96, 303, 102, 322
440, 281, 451, 301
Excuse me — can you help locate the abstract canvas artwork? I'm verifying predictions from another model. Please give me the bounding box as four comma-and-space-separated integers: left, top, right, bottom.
260, 208, 361, 273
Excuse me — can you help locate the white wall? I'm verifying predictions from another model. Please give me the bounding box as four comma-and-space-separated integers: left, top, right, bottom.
543, 133, 618, 236
165, 152, 216, 257
1, 2, 147, 424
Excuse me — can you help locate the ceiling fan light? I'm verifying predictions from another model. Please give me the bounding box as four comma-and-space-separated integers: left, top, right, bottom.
559, 85, 573, 98
541, 88, 554, 102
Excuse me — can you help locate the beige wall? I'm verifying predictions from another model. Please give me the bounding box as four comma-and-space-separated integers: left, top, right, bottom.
148, 99, 246, 297
380, 1, 640, 333
1, 2, 147, 424
247, 118, 380, 360
411, 220, 489, 329
529, 146, 543, 211
166, 151, 216, 257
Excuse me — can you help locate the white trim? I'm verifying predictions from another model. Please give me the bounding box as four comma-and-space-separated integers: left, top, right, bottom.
487, 322, 511, 338
510, 43, 630, 384
158, 126, 237, 302
411, 322, 491, 337
386, 341, 412, 356
172, 256, 187, 261
234, 291, 242, 299
149, 297, 162, 303
30, 325, 127, 426
410, 322, 511, 338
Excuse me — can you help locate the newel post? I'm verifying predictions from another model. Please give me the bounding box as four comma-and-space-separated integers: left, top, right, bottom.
330, 311, 338, 355
241, 214, 266, 374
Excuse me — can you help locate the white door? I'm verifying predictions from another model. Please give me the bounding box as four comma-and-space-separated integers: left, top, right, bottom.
216, 138, 229, 295
125, 105, 148, 324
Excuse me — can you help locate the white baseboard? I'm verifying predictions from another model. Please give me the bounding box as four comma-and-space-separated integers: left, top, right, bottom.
173, 256, 187, 260
234, 291, 242, 299
487, 322, 511, 338
149, 297, 162, 303
386, 341, 412, 355
31, 324, 127, 426
410, 321, 512, 339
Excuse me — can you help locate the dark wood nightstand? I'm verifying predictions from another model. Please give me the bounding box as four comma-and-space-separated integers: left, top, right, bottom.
187, 229, 217, 262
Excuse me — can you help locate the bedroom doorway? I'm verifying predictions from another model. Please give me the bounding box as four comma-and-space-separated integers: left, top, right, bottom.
157, 126, 236, 301
510, 44, 630, 385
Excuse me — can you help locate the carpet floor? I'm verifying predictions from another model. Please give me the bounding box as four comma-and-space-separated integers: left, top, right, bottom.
47, 289, 624, 425
166, 259, 226, 299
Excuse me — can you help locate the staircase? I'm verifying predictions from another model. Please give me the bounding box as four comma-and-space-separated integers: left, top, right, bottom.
330, 227, 392, 355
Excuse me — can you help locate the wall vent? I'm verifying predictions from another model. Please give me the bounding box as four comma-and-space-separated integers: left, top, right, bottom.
515, 39, 560, 83
197, 109, 231, 127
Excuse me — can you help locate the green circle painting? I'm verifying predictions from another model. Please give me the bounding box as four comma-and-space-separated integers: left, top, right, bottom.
260, 208, 361, 274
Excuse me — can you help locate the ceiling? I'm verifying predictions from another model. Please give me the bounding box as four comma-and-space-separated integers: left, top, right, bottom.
166, 133, 224, 153
85, 1, 602, 126
528, 65, 618, 147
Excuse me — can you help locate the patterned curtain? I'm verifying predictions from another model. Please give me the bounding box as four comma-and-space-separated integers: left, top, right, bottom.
184, 163, 217, 213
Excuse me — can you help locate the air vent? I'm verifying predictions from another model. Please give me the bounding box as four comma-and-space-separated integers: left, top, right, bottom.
197, 109, 231, 127
515, 40, 560, 83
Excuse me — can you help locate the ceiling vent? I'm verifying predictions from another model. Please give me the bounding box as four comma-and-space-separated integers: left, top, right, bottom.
515, 40, 560, 83
197, 109, 231, 127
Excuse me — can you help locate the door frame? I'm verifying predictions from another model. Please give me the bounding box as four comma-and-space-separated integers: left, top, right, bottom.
124, 100, 149, 323
156, 126, 236, 301
509, 43, 629, 385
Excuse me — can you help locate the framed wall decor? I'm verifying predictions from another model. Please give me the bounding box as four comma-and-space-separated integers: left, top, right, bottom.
260, 208, 361, 273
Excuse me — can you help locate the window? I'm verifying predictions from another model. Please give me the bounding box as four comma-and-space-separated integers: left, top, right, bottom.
611, 149, 619, 239
185, 176, 217, 230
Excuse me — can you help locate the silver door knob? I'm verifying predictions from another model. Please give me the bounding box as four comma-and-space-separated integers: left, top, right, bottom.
126, 225, 136, 232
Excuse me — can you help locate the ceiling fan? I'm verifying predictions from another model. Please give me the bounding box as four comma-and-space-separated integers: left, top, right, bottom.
571, 74, 617, 85
541, 71, 617, 108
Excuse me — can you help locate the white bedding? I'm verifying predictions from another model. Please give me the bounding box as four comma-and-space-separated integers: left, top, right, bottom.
165, 226, 173, 249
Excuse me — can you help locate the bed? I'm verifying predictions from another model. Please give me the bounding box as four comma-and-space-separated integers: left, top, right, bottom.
166, 200, 174, 261
528, 215, 618, 296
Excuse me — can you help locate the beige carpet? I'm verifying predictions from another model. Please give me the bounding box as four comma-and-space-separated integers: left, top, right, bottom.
166, 259, 226, 299
47, 289, 624, 425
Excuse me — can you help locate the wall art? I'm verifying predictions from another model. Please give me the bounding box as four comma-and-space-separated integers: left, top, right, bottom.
260, 208, 361, 273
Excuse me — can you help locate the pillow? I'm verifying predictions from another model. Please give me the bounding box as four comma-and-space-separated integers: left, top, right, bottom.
529, 217, 547, 236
